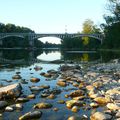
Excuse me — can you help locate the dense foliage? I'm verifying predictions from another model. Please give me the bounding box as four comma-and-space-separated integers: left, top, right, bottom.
102, 0, 120, 49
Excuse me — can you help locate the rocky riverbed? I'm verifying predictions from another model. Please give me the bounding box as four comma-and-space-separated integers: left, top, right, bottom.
0, 60, 120, 120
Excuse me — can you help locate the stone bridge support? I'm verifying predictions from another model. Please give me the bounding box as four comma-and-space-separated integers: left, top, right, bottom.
0, 40, 3, 46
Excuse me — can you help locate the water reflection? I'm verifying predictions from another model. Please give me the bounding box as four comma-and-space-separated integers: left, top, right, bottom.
0, 49, 120, 66
37, 51, 61, 61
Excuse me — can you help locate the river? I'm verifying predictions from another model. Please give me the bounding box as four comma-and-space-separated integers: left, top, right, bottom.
0, 49, 120, 120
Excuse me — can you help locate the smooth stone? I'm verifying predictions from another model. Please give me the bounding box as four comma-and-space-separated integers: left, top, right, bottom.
86, 85, 95, 91
66, 100, 83, 109
73, 96, 85, 100
69, 90, 84, 98
92, 81, 102, 88
65, 94, 69, 98
34, 66, 42, 71
71, 106, 79, 112
12, 75, 22, 79
19, 111, 42, 120
57, 100, 65, 104
30, 78, 40, 83
0, 83, 22, 99
107, 103, 120, 111
53, 107, 59, 111
40, 72, 45, 76
39, 85, 50, 89
27, 94, 35, 99
43, 73, 51, 78
5, 106, 14, 112
41, 93, 49, 98
90, 102, 99, 108
30, 86, 43, 91
34, 102, 52, 109
0, 101, 8, 108
57, 81, 67, 87
89, 93, 100, 99
47, 94, 55, 99
106, 87, 120, 95
94, 97, 111, 104
90, 112, 112, 120
116, 111, 120, 118
16, 97, 29, 103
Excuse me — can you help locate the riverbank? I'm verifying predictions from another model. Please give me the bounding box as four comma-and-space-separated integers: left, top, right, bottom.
0, 59, 120, 119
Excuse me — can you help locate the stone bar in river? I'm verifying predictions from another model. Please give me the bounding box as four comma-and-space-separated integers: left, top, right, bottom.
0, 83, 22, 99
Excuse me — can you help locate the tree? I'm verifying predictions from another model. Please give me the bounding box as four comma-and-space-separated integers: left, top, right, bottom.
102, 0, 120, 49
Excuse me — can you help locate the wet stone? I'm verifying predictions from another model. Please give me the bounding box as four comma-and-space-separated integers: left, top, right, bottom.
57, 100, 65, 104
12, 74, 22, 79
30, 78, 40, 83
19, 111, 42, 120
0, 101, 8, 109
69, 90, 84, 98
16, 97, 29, 103
34, 102, 53, 109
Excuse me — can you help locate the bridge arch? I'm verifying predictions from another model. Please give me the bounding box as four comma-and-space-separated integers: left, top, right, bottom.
72, 34, 103, 41
0, 35, 25, 40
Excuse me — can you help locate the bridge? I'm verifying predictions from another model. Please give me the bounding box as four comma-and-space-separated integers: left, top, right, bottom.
0, 33, 104, 46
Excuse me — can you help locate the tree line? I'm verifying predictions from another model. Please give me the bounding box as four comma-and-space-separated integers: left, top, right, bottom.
62, 0, 120, 50
0, 23, 59, 48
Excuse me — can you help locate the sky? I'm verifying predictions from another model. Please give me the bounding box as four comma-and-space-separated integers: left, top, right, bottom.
0, 0, 107, 44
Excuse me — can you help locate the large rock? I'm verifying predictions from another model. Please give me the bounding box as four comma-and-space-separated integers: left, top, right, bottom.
106, 103, 120, 111
19, 111, 42, 120
90, 112, 112, 120
0, 83, 22, 99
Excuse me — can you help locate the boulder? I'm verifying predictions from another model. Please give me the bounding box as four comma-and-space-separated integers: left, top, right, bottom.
19, 111, 42, 120
90, 112, 112, 120
0, 83, 22, 100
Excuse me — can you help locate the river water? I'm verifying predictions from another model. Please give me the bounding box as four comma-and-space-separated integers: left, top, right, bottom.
0, 49, 120, 120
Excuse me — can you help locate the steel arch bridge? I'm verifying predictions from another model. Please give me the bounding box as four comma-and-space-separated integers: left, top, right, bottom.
0, 33, 104, 46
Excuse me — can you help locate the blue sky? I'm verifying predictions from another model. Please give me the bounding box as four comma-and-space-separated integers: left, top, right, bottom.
0, 0, 107, 43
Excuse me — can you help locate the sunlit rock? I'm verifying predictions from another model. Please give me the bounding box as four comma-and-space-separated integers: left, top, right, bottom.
0, 83, 22, 99
90, 102, 99, 108
66, 100, 83, 109
27, 94, 35, 99
94, 97, 111, 104
34, 102, 52, 109
30, 78, 40, 83
90, 112, 112, 120
39, 85, 50, 89
57, 80, 67, 87
107, 103, 120, 111
71, 106, 79, 112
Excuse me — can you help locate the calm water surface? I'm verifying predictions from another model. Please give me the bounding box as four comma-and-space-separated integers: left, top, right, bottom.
0, 49, 120, 120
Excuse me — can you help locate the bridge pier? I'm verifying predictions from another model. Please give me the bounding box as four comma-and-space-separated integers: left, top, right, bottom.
0, 40, 3, 46
28, 35, 34, 47
0, 51, 3, 57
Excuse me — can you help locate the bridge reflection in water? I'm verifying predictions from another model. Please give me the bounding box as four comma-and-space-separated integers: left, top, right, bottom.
0, 50, 120, 66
